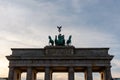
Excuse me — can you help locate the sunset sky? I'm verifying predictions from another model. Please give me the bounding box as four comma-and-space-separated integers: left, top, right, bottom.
0, 0, 120, 80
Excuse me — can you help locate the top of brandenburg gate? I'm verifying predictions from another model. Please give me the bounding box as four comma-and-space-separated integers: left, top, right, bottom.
6, 27, 114, 80
6, 26, 114, 60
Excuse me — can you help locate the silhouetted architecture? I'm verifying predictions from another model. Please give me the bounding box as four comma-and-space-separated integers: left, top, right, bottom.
6, 27, 114, 80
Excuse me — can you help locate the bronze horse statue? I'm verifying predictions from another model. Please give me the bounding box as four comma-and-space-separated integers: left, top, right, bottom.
55, 34, 65, 46
66, 35, 72, 45
48, 36, 54, 46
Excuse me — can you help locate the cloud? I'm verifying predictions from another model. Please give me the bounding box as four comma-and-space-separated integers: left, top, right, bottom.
0, 0, 120, 78
62, 26, 119, 48
0, 57, 9, 77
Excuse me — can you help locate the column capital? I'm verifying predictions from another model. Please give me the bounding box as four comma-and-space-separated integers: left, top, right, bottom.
86, 66, 92, 68
27, 66, 33, 68
69, 67, 74, 71
45, 66, 51, 68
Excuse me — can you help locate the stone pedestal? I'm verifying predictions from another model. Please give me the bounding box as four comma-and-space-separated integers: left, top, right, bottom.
45, 46, 75, 56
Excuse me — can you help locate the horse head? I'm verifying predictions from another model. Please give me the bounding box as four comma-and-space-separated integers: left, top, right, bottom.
69, 35, 72, 40
48, 36, 51, 40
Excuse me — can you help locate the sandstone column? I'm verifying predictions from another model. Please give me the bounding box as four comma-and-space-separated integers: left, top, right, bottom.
105, 66, 112, 80
85, 67, 93, 80
27, 67, 32, 80
32, 70, 37, 80
68, 67, 74, 80
14, 69, 21, 80
45, 67, 52, 80
101, 72, 105, 80
8, 67, 14, 80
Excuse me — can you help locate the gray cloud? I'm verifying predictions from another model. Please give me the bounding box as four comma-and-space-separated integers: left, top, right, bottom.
0, 0, 120, 79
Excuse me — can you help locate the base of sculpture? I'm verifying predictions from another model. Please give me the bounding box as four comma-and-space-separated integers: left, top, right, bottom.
45, 46, 75, 56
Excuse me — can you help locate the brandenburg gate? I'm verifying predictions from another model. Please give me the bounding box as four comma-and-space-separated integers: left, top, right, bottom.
6, 27, 114, 80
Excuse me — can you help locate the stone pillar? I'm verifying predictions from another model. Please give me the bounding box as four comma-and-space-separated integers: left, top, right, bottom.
68, 67, 74, 80
27, 67, 32, 80
100, 66, 112, 80
105, 66, 112, 80
8, 67, 14, 80
32, 70, 37, 80
45, 67, 52, 80
14, 69, 21, 80
85, 67, 93, 80
101, 71, 106, 80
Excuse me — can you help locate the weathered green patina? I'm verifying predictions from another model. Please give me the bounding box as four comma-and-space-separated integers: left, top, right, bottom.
66, 35, 72, 45
48, 26, 72, 46
55, 34, 65, 46
48, 36, 54, 46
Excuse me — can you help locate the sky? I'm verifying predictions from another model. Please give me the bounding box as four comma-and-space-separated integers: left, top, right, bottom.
0, 0, 120, 79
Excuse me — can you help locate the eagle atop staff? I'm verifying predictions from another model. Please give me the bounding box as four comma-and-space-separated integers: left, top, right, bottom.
57, 26, 62, 33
